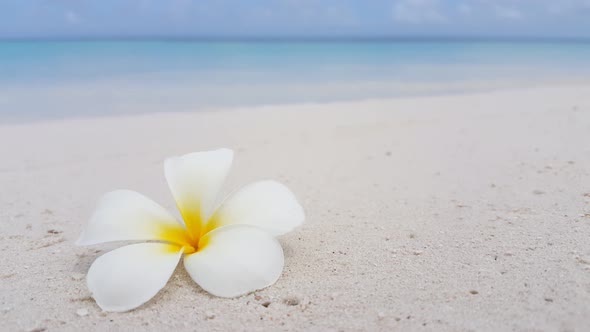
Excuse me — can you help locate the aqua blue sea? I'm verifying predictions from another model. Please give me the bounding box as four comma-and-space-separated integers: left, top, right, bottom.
1, 40, 590, 121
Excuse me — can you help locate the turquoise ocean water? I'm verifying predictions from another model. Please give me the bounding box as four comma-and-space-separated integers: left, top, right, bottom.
1, 40, 590, 121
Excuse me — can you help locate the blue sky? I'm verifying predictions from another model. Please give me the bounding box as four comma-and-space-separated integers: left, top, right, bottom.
1, 0, 590, 39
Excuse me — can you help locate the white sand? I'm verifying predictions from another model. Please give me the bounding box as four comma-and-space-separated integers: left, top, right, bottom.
1, 85, 590, 331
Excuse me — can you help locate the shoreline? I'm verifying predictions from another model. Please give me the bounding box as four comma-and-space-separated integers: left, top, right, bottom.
3, 80, 590, 125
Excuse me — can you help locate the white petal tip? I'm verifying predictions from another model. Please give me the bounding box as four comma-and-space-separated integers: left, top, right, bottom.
213, 180, 306, 236
86, 243, 183, 312
77, 190, 181, 245
184, 225, 284, 298
164, 148, 235, 224
165, 148, 234, 164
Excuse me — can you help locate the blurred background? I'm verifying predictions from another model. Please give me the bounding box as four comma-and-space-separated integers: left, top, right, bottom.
1, 0, 590, 121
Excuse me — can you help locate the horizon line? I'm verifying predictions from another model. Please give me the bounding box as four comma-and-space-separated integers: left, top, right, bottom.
1, 35, 590, 43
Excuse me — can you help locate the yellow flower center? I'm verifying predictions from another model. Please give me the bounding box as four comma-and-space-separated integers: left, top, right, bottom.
159, 223, 198, 254
157, 211, 220, 255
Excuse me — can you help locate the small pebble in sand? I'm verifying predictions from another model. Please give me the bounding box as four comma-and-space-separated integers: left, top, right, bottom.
377, 312, 386, 320
71, 273, 85, 281
205, 311, 216, 319
532, 190, 545, 195
261, 301, 271, 308
76, 308, 89, 317
254, 295, 262, 301
42, 209, 53, 215
413, 250, 423, 255
544, 298, 553, 303
283, 297, 300, 306
47, 229, 62, 234
469, 290, 479, 295
27, 327, 46, 332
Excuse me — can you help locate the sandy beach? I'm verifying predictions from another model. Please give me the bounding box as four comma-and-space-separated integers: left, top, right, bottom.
1, 85, 590, 331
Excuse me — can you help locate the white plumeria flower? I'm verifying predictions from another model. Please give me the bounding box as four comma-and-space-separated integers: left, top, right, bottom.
77, 149, 304, 312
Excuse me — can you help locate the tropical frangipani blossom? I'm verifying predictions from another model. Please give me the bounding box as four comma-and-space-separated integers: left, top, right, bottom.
76, 149, 305, 312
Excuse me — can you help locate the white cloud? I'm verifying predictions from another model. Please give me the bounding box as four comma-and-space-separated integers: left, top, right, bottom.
392, 0, 447, 24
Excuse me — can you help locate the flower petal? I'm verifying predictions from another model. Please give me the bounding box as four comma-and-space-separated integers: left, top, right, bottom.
184, 225, 284, 298
86, 243, 183, 312
77, 190, 187, 246
164, 149, 233, 240
206, 180, 305, 236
